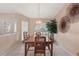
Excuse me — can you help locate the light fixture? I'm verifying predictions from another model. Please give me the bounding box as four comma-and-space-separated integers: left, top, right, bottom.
36, 20, 42, 24
36, 3, 42, 24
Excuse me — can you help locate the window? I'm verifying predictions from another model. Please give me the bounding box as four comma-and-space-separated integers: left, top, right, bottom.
14, 23, 16, 33
0, 21, 16, 35
0, 15, 17, 35
34, 23, 47, 32
34, 23, 48, 36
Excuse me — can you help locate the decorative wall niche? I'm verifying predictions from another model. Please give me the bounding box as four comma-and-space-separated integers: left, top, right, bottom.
67, 3, 79, 23
68, 3, 79, 17
59, 16, 70, 33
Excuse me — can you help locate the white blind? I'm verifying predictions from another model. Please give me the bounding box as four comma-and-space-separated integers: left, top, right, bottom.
0, 14, 17, 35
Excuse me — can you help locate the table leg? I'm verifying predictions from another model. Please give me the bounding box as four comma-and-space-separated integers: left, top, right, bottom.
50, 42, 53, 56
25, 43, 27, 56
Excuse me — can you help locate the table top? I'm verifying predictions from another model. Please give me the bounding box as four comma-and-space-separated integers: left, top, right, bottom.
24, 36, 53, 43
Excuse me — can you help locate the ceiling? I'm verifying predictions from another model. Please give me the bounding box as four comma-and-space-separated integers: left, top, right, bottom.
0, 3, 66, 18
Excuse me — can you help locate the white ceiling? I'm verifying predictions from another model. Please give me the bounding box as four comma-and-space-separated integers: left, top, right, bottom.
0, 3, 66, 18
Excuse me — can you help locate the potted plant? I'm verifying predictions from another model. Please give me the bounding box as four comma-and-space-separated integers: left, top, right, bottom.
46, 19, 57, 40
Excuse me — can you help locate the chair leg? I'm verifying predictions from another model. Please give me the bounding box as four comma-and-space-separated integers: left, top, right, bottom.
47, 44, 50, 51
44, 51, 45, 56
34, 51, 36, 56
27, 46, 29, 50
34, 53, 35, 56
44, 53, 45, 56
34, 48, 35, 56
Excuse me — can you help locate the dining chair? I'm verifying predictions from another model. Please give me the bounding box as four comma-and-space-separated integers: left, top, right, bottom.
23, 32, 34, 50
34, 36, 46, 56
23, 32, 29, 41
27, 34, 35, 50
35, 32, 41, 37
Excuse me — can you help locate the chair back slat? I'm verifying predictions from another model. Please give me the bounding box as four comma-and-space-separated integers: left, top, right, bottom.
34, 36, 46, 56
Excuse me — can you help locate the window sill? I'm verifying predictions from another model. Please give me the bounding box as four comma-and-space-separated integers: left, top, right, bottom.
0, 33, 16, 37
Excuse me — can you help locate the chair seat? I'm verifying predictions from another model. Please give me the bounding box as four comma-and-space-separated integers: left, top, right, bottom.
28, 43, 34, 46
35, 50, 45, 54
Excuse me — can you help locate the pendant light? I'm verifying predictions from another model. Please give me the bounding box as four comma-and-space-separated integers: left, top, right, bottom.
36, 3, 42, 24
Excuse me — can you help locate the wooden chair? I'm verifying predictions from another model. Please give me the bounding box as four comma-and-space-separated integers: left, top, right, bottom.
34, 36, 46, 56
23, 32, 29, 42
23, 32, 34, 50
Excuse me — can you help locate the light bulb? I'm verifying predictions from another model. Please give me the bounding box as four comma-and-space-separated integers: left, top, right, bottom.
36, 20, 42, 24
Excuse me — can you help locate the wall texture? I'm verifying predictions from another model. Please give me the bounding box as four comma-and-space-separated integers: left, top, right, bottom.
55, 4, 79, 55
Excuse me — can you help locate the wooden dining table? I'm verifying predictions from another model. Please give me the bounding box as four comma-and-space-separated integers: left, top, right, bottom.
24, 36, 54, 56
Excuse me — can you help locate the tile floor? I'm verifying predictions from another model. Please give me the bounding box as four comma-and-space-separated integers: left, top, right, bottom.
4, 42, 71, 56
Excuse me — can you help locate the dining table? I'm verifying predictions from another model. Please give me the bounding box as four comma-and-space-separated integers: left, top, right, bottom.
24, 36, 54, 56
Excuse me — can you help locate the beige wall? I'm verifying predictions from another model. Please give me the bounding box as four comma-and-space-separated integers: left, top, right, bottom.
55, 4, 79, 55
